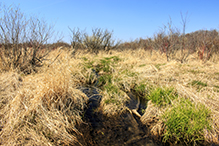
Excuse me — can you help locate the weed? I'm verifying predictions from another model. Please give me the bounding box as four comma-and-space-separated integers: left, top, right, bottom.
105, 98, 120, 105
104, 84, 119, 94
190, 80, 207, 91
162, 98, 212, 145
134, 83, 148, 98
139, 64, 146, 67
96, 56, 120, 73
121, 69, 138, 77
188, 70, 204, 74
98, 74, 113, 87
214, 85, 219, 88
83, 60, 95, 70
214, 72, 219, 75
155, 63, 166, 70
82, 57, 88, 61
147, 87, 178, 107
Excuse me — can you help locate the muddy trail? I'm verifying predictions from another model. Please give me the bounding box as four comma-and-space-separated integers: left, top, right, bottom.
76, 68, 162, 146
78, 86, 160, 146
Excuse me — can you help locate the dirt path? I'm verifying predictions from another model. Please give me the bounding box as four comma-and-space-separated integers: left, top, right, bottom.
79, 86, 161, 146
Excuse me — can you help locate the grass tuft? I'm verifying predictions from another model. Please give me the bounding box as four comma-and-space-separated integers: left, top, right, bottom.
162, 98, 212, 145
147, 87, 178, 107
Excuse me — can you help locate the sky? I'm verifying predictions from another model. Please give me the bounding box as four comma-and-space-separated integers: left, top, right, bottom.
1, 0, 219, 43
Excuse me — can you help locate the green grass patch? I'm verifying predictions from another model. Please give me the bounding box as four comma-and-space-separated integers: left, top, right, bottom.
214, 72, 219, 75
105, 97, 120, 105
97, 56, 120, 73
133, 83, 151, 99
148, 87, 178, 107
188, 69, 205, 74
139, 64, 146, 67
162, 98, 212, 145
83, 59, 95, 70
214, 85, 219, 88
82, 56, 121, 73
190, 80, 207, 91
154, 63, 166, 70
121, 69, 138, 77
104, 83, 119, 94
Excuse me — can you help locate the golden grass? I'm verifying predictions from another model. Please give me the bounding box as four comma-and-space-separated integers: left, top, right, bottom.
1, 48, 219, 145
0, 50, 89, 145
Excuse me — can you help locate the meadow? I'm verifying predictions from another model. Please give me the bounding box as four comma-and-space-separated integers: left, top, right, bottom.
0, 47, 219, 145
1, 3, 219, 146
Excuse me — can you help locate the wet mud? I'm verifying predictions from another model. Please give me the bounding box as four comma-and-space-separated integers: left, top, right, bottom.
78, 85, 161, 146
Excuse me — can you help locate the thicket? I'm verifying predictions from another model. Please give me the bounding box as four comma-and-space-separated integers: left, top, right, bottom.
0, 4, 61, 74
118, 15, 219, 63
69, 27, 120, 54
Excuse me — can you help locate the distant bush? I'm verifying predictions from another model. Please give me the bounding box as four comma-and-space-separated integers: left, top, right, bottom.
69, 27, 120, 54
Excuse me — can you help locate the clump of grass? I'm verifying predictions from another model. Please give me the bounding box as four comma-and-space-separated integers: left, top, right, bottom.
139, 64, 146, 67
162, 98, 212, 145
134, 83, 147, 96
147, 87, 178, 107
0, 63, 88, 145
214, 85, 219, 89
97, 56, 121, 73
133, 82, 152, 99
188, 69, 205, 74
214, 72, 219, 75
191, 80, 207, 87
82, 56, 120, 74
121, 69, 138, 77
190, 80, 207, 91
154, 63, 166, 70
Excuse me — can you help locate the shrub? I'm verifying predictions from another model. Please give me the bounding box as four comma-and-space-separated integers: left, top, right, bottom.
0, 4, 57, 74
162, 98, 212, 145
69, 28, 120, 54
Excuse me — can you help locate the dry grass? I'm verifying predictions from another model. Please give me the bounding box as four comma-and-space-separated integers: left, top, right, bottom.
0, 50, 89, 145
0, 48, 219, 145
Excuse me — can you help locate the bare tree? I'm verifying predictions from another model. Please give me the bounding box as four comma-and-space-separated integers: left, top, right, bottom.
179, 11, 191, 63
0, 4, 56, 73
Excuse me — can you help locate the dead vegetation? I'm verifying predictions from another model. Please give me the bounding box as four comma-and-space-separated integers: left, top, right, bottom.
1, 48, 218, 145
0, 3, 219, 145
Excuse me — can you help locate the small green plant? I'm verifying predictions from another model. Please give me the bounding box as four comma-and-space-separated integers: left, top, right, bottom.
121, 69, 138, 77
155, 63, 166, 70
162, 98, 212, 145
98, 74, 113, 86
96, 56, 120, 73
190, 80, 207, 91
134, 83, 149, 98
214, 72, 219, 75
188, 70, 204, 74
104, 83, 119, 94
214, 85, 219, 88
83, 59, 95, 70
147, 87, 178, 107
139, 64, 146, 67
105, 97, 119, 105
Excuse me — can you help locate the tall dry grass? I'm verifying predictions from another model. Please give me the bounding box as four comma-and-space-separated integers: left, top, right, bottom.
0, 48, 219, 145
0, 50, 89, 145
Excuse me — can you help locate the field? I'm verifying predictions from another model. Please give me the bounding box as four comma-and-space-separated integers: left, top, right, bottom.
0, 48, 219, 145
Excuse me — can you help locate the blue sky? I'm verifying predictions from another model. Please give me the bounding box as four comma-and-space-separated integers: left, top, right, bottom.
1, 0, 219, 43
